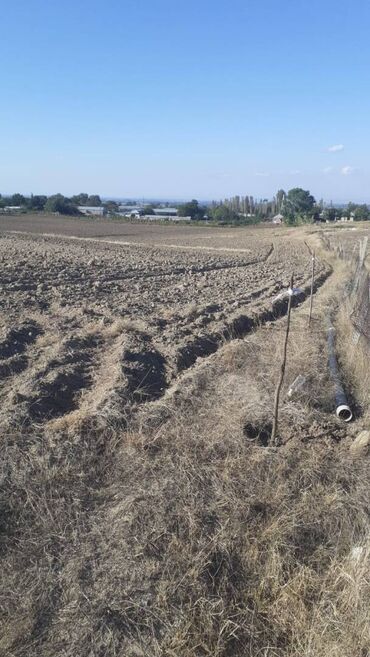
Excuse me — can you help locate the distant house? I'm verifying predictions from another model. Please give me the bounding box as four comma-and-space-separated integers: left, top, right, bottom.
120, 207, 186, 220
3, 206, 22, 212
122, 209, 142, 218
272, 213, 284, 224
146, 213, 190, 221
78, 206, 106, 217
153, 207, 178, 217
116, 206, 180, 218
150, 215, 190, 221
124, 213, 191, 221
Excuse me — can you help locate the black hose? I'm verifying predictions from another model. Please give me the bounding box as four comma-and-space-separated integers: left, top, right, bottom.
327, 323, 353, 422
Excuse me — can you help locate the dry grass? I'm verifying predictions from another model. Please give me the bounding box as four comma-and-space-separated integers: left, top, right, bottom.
1, 232, 369, 656
1, 390, 369, 657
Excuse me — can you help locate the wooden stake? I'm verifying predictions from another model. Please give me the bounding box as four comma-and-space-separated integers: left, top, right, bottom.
308, 251, 315, 327
271, 274, 294, 446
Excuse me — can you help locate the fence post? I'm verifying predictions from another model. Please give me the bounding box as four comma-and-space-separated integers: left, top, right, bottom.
308, 251, 315, 327
271, 273, 294, 446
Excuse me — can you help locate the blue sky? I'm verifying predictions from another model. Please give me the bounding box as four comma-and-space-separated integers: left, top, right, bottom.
1, 0, 370, 202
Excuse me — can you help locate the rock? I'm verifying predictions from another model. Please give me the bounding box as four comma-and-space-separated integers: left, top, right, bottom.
350, 430, 370, 455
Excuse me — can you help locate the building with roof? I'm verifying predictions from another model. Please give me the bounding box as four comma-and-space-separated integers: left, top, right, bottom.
78, 206, 106, 216
153, 207, 178, 216
118, 205, 142, 213
120, 209, 142, 218
2, 206, 22, 212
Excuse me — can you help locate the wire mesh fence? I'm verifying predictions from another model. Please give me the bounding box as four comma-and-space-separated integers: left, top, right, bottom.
321, 233, 369, 347
350, 237, 369, 345
350, 266, 370, 344
345, 236, 369, 346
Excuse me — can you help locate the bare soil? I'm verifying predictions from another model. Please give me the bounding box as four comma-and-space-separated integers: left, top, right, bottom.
0, 216, 330, 431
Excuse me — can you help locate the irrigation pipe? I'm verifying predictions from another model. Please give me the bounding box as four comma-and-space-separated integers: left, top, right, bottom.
327, 320, 353, 422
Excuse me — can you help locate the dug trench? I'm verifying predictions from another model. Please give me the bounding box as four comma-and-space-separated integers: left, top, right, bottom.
2, 334, 102, 428
172, 265, 331, 373
68, 262, 332, 432
0, 320, 43, 360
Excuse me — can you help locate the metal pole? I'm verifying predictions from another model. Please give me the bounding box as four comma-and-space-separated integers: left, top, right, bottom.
308, 252, 315, 326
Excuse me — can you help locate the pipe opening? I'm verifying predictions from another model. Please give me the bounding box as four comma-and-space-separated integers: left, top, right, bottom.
336, 404, 353, 422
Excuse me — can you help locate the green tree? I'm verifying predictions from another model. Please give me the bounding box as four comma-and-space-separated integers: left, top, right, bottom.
322, 207, 337, 222
45, 194, 78, 215
276, 189, 286, 212
70, 193, 89, 206
103, 200, 119, 213
354, 204, 369, 221
208, 204, 240, 222
70, 193, 101, 206
87, 195, 102, 206
282, 188, 315, 224
28, 195, 47, 211
177, 199, 206, 220
286, 188, 315, 213
11, 193, 26, 206
345, 202, 369, 220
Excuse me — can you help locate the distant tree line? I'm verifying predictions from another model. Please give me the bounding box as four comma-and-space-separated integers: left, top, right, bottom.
206, 189, 313, 224
208, 189, 370, 224
309, 203, 370, 223
0, 193, 121, 215
177, 199, 259, 223
177, 199, 207, 220
1, 190, 370, 224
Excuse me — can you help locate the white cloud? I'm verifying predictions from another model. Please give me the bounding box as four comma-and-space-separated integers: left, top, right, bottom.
206, 172, 231, 180
341, 166, 354, 176
289, 169, 301, 175
328, 144, 344, 152
255, 172, 270, 177
323, 166, 334, 174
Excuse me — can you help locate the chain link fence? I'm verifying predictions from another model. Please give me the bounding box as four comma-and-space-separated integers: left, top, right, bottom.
350, 237, 369, 345
322, 233, 369, 346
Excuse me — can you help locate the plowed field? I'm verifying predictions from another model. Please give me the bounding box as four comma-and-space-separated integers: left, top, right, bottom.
0, 216, 330, 432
